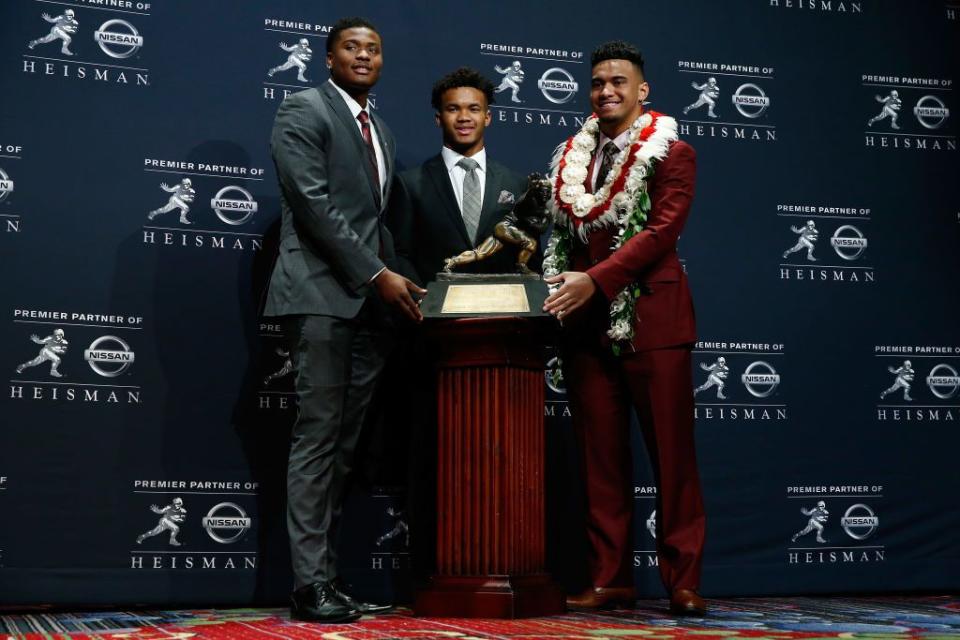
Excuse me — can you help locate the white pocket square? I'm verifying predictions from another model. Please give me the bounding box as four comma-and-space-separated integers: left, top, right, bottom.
498, 190, 515, 204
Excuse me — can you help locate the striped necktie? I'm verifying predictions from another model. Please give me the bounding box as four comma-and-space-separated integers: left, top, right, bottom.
457, 157, 481, 243
356, 111, 381, 208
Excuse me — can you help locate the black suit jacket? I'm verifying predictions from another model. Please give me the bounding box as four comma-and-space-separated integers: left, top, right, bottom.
386, 153, 533, 286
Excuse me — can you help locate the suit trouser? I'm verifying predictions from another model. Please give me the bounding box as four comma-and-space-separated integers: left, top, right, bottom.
282, 308, 391, 588
562, 343, 705, 592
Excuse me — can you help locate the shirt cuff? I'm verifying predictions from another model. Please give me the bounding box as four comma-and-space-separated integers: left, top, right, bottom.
368, 267, 387, 284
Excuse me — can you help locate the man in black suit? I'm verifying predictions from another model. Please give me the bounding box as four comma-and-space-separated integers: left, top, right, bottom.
381, 68, 532, 580
263, 16, 425, 623
388, 67, 532, 285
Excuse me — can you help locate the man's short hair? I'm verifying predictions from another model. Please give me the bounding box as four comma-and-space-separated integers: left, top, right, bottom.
431, 67, 496, 111
327, 16, 380, 53
591, 40, 645, 77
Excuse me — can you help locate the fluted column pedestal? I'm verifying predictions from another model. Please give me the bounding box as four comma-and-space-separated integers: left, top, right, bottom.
413, 317, 564, 618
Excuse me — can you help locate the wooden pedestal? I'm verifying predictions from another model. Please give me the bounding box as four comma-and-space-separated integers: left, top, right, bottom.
414, 317, 564, 618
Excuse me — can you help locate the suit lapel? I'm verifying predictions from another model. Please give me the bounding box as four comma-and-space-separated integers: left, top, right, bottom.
425, 155, 472, 247
319, 82, 381, 207
370, 111, 392, 203
476, 161, 505, 241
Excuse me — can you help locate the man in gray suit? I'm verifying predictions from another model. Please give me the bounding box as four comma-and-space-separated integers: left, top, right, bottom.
263, 16, 425, 623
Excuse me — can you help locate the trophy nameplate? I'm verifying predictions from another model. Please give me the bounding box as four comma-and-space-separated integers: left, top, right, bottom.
441, 284, 530, 314
421, 273, 549, 319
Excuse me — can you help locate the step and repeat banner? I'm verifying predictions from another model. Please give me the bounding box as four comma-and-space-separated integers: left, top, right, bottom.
1, 0, 958, 605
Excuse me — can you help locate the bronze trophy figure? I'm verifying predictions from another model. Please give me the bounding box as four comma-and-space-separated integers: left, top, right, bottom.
442, 173, 552, 275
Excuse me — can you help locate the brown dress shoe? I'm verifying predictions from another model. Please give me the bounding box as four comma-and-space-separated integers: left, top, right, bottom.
566, 586, 636, 609
669, 588, 706, 616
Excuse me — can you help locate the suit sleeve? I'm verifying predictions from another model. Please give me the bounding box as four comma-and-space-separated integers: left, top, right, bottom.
270, 95, 384, 293
384, 173, 423, 286
586, 141, 696, 300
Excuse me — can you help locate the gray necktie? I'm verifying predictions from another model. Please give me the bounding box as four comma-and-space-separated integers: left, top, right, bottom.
595, 141, 619, 192
457, 157, 481, 243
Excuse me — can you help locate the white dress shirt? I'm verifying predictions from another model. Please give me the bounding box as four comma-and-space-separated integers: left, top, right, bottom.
441, 146, 487, 214
590, 128, 632, 192
329, 79, 386, 196
329, 80, 387, 283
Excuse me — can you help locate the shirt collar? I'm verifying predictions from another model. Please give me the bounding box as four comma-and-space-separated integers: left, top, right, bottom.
597, 128, 632, 152
328, 79, 369, 120
441, 146, 487, 173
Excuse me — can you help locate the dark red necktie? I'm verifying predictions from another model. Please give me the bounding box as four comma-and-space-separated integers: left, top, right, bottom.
356, 111, 381, 207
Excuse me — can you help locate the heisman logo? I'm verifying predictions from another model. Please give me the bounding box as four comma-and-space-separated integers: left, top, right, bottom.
694, 357, 729, 399
830, 225, 868, 261
84, 335, 135, 378
494, 61, 525, 103
211, 186, 259, 226
867, 91, 902, 129
840, 503, 879, 540
136, 498, 187, 547
27, 9, 79, 56
782, 221, 819, 261
741, 361, 781, 398
267, 39, 314, 83
683, 78, 720, 118
791, 500, 829, 544
148, 179, 196, 225
538, 68, 578, 104
880, 360, 915, 401
16, 329, 68, 378
202, 502, 252, 544
645, 509, 657, 539
0, 168, 15, 204
926, 363, 960, 399
94, 19, 144, 59
375, 507, 410, 548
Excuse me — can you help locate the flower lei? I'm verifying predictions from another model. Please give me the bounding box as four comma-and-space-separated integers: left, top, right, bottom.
542, 111, 678, 354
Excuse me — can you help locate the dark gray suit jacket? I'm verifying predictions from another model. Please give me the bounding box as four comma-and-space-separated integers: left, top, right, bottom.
264, 81, 396, 319
386, 154, 530, 286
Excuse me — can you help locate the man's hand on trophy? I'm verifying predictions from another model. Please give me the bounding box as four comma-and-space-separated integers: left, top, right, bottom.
374, 268, 427, 322
543, 272, 596, 319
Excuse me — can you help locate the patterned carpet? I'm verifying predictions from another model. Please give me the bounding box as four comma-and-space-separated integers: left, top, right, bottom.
2, 596, 959, 639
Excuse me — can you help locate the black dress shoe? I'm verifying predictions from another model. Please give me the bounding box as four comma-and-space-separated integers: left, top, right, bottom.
290, 581, 361, 623
331, 577, 394, 614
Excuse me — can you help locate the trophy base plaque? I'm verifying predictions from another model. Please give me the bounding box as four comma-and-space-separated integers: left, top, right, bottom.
420, 273, 549, 319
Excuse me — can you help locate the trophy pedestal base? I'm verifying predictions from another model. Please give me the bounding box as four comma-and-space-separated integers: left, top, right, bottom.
414, 316, 562, 619
414, 575, 565, 619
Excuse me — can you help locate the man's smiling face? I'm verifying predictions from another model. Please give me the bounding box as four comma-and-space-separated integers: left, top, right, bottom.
590, 59, 649, 134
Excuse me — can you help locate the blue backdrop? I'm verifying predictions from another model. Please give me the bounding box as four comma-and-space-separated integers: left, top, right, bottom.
1, 0, 958, 606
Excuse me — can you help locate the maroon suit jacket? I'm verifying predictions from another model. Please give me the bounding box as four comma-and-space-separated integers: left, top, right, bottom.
568, 139, 697, 352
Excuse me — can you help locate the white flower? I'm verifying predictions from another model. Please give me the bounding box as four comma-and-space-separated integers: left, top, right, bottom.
584, 117, 599, 134
625, 173, 645, 192
573, 131, 596, 152
610, 296, 627, 314
560, 183, 586, 203
572, 194, 595, 216
607, 317, 633, 341
611, 191, 631, 209
566, 149, 591, 166
561, 164, 588, 185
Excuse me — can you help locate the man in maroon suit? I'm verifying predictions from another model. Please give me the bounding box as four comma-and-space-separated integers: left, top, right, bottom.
543, 41, 706, 616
